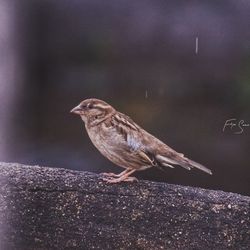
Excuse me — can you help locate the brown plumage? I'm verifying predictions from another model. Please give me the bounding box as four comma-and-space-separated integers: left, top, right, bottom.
71, 98, 212, 183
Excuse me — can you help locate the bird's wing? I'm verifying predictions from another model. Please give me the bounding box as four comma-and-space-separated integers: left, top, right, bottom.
111, 112, 184, 170
126, 130, 176, 169
110, 113, 158, 167
111, 112, 212, 175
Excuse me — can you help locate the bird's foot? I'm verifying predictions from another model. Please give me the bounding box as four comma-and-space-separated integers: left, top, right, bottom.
123, 177, 138, 182
102, 176, 138, 184
101, 172, 120, 178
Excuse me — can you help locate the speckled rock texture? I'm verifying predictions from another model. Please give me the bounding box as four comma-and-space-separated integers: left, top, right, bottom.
0, 162, 249, 250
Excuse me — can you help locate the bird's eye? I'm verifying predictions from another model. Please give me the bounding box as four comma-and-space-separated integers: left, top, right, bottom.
80, 103, 94, 109
87, 103, 93, 109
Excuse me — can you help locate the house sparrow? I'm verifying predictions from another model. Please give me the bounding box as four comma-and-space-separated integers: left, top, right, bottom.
71, 98, 212, 183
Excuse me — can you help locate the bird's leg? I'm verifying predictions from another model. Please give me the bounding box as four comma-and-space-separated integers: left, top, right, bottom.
101, 169, 130, 178
103, 169, 137, 183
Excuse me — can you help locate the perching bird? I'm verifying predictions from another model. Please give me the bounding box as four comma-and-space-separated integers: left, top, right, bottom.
71, 98, 212, 183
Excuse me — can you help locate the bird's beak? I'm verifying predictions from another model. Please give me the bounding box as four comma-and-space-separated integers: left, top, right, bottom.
70, 105, 82, 115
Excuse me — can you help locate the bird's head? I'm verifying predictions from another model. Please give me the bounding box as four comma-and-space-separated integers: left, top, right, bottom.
70, 98, 115, 125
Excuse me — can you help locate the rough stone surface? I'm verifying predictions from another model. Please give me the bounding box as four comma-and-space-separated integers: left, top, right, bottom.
0, 162, 249, 250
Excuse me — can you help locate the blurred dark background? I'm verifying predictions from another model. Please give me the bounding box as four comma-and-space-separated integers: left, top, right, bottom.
0, 0, 249, 195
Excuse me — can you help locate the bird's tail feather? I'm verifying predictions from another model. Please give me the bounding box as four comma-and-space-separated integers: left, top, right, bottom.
183, 158, 212, 175
156, 154, 212, 175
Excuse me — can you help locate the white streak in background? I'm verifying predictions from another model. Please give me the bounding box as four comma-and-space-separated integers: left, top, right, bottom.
0, 1, 22, 247
0, 1, 22, 162
0, 1, 13, 160
145, 90, 148, 98
195, 37, 199, 54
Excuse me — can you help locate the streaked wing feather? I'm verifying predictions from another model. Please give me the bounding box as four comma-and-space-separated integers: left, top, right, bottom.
137, 150, 154, 166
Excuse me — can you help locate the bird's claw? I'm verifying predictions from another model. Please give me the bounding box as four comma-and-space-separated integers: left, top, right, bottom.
123, 177, 138, 182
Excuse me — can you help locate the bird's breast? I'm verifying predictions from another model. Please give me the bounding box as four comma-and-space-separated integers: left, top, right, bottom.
87, 124, 119, 148
86, 124, 124, 157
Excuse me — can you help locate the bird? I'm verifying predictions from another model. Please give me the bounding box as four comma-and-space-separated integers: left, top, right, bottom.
71, 98, 212, 183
